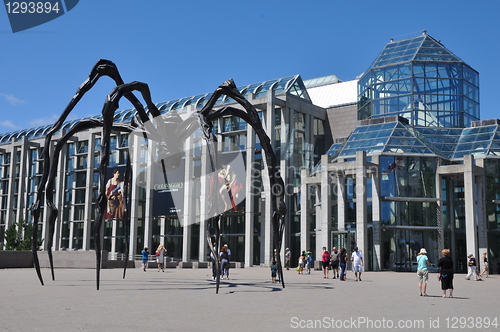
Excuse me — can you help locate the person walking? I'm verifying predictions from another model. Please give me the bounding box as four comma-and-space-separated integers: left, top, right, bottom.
479, 252, 489, 278
223, 244, 231, 260
141, 247, 149, 272
437, 249, 454, 298
220, 246, 230, 280
339, 247, 348, 281
321, 247, 330, 278
330, 247, 339, 279
155, 244, 166, 272
285, 248, 291, 271
416, 248, 430, 296
305, 249, 313, 274
351, 247, 363, 281
466, 254, 481, 281
297, 253, 305, 275
271, 260, 278, 283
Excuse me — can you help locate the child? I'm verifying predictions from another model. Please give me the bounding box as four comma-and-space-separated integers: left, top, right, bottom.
141, 247, 149, 272
271, 260, 278, 283
297, 254, 305, 274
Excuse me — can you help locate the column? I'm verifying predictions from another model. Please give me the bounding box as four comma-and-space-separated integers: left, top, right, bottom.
16, 138, 29, 220
475, 159, 488, 262
370, 156, 381, 271
435, 169, 444, 255
319, 155, 331, 252
83, 134, 96, 250
143, 139, 154, 254
182, 135, 193, 262
300, 168, 310, 257
337, 174, 346, 231
244, 123, 255, 267
198, 139, 210, 262
355, 151, 368, 261
128, 134, 142, 260
464, 155, 477, 261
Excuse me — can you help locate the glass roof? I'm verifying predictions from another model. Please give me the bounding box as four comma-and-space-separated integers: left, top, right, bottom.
453, 125, 500, 158
0, 75, 310, 144
327, 118, 500, 162
303, 75, 342, 88
369, 33, 463, 70
336, 121, 436, 158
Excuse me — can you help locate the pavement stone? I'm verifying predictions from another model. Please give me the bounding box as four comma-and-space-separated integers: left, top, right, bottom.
1, 267, 499, 331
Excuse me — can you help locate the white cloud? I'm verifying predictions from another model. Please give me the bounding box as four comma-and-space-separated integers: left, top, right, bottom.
28, 114, 60, 127
0, 93, 27, 106
0, 120, 19, 130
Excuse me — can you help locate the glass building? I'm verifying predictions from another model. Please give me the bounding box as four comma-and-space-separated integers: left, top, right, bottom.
358, 31, 480, 128
0, 74, 326, 267
303, 32, 496, 274
0, 32, 498, 275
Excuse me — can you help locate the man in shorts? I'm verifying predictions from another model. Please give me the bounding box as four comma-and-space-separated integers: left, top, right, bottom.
330, 247, 339, 279
351, 247, 363, 281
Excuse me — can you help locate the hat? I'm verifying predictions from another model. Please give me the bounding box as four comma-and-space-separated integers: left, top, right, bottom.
419, 248, 427, 254
224, 244, 228, 247
468, 253, 473, 257
354, 247, 358, 250
286, 247, 289, 250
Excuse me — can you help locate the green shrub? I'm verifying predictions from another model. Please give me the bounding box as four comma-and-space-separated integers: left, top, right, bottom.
4, 219, 39, 250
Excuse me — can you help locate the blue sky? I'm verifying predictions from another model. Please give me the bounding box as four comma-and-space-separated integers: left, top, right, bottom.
1, 1, 499, 134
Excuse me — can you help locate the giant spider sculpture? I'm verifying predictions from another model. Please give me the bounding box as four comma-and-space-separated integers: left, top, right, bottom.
31, 59, 287, 293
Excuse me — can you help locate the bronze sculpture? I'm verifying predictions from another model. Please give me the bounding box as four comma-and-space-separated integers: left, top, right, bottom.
31, 60, 287, 293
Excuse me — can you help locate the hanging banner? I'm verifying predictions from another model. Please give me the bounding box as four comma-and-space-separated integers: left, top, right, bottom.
152, 158, 186, 216
104, 166, 128, 220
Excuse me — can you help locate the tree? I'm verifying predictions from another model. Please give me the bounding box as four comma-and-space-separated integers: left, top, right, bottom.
4, 219, 41, 250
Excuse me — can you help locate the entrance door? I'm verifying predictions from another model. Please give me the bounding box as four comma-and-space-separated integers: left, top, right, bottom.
331, 231, 355, 253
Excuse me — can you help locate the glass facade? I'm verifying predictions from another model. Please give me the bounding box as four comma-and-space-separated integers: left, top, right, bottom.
1, 32, 497, 275
0, 74, 324, 268
358, 33, 479, 128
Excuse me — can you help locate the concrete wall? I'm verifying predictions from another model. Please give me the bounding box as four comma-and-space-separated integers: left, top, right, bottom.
0, 250, 241, 269
0, 251, 33, 268
326, 104, 358, 140
36, 251, 109, 268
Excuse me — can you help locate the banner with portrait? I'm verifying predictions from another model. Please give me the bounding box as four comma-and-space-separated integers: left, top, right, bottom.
104, 166, 128, 220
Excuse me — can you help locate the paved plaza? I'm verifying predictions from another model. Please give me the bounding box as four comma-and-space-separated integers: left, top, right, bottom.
1, 266, 499, 331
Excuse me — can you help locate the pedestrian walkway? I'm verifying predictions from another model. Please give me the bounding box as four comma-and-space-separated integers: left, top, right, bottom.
1, 267, 498, 331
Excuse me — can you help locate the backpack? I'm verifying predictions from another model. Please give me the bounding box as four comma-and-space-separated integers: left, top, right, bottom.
308, 255, 313, 263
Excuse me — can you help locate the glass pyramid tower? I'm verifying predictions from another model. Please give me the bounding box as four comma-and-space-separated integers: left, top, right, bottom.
358, 31, 479, 128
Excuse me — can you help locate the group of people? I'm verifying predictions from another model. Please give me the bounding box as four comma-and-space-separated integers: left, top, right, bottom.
140, 244, 167, 272
210, 243, 231, 280
466, 252, 489, 281
416, 248, 490, 298
144, 244, 491, 296
295, 249, 313, 275
291, 246, 364, 281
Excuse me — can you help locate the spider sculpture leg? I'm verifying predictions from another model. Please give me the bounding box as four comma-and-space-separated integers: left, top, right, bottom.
32, 59, 149, 285
195, 79, 287, 289
38, 60, 286, 293
93, 80, 195, 289
42, 119, 135, 284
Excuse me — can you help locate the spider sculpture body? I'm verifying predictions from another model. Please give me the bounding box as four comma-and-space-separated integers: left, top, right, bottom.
31, 60, 286, 292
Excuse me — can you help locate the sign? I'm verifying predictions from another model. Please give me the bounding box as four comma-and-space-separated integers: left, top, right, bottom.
4, 0, 79, 33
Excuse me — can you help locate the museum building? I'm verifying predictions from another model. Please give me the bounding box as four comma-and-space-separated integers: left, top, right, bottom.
0, 31, 498, 273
